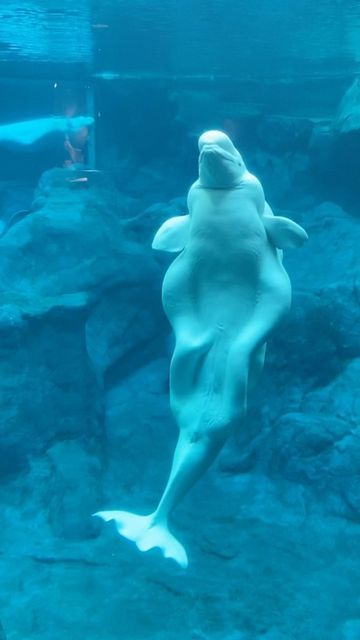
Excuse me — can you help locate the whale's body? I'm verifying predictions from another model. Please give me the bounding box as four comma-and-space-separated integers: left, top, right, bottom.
162, 175, 291, 433
0, 116, 94, 148
94, 131, 308, 567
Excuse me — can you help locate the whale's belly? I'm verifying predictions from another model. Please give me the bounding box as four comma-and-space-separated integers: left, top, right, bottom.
162, 188, 289, 335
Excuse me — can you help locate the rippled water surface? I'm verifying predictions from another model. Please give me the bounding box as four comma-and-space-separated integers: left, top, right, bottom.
0, 0, 360, 81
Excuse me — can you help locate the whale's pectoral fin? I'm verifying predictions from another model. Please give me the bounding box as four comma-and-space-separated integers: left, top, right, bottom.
152, 214, 190, 252
263, 215, 308, 249
93, 510, 188, 568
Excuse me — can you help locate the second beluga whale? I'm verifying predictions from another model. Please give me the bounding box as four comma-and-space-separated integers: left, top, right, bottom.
0, 116, 94, 148
94, 130, 308, 568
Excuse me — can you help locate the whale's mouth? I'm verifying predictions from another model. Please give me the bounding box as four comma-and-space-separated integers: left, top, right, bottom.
198, 142, 244, 189
199, 143, 237, 164
197, 130, 246, 189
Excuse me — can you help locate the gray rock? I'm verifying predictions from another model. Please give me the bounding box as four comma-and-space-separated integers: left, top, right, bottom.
0, 297, 101, 464
102, 358, 173, 503
341, 619, 360, 640
0, 167, 155, 299
308, 121, 334, 178
265, 407, 360, 520
255, 630, 288, 640
302, 359, 360, 425
284, 202, 359, 290
0, 167, 164, 484
269, 202, 360, 380
0, 148, 358, 640
267, 413, 349, 482
333, 77, 360, 135
256, 116, 313, 154
46, 440, 102, 540
125, 197, 186, 247
85, 267, 164, 382
251, 148, 313, 206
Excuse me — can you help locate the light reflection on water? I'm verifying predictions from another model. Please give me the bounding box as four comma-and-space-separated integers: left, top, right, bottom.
0, 0, 359, 80
0, 1, 92, 64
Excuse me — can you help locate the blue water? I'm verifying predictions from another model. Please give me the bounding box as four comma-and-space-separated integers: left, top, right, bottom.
0, 2, 359, 640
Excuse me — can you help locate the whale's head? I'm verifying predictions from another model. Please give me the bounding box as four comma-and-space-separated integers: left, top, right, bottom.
198, 130, 246, 189
67, 115, 94, 132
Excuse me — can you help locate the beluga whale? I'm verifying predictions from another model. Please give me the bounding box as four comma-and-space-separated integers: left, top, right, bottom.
0, 116, 94, 148
94, 130, 308, 568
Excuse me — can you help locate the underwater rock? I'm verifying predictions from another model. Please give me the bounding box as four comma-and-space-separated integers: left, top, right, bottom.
0, 180, 34, 226
124, 161, 186, 209
0, 167, 163, 369
0, 131, 358, 637
86, 283, 165, 382
341, 620, 360, 640
302, 359, 360, 431
267, 413, 350, 482
252, 116, 314, 205
0, 302, 27, 332
0, 166, 164, 492
125, 197, 186, 247
252, 150, 293, 203
0, 295, 101, 466
333, 77, 360, 135
219, 198, 359, 522
250, 148, 313, 207
308, 121, 335, 180
264, 367, 360, 521
269, 289, 359, 386
285, 202, 359, 286
256, 115, 313, 154
125, 165, 166, 199
270, 201, 360, 381
46, 440, 102, 540
254, 630, 287, 640
102, 358, 172, 504
0, 167, 158, 298
327, 79, 360, 193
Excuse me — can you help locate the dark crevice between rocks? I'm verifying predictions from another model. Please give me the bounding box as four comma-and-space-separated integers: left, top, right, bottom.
104, 334, 169, 391
29, 554, 110, 567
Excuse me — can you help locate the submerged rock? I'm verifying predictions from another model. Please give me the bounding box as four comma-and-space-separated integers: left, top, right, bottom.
46, 440, 102, 540
0, 148, 358, 639
0, 168, 158, 299
341, 619, 360, 640
333, 77, 360, 135
218, 199, 360, 522
0, 167, 165, 544
256, 115, 313, 154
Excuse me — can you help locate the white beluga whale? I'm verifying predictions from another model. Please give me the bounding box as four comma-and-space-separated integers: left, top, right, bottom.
94, 130, 308, 568
0, 115, 94, 148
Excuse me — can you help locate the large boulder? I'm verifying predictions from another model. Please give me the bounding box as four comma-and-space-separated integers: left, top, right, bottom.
262, 353, 360, 522
265, 202, 360, 385
256, 115, 313, 154
0, 168, 159, 299
0, 167, 166, 541
333, 77, 360, 135
219, 200, 360, 521
0, 292, 101, 481
0, 169, 359, 640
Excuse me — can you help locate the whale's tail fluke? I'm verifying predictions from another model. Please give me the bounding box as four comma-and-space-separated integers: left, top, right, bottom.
93, 510, 188, 569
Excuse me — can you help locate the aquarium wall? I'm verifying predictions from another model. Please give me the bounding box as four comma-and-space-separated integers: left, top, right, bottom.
0, 2, 359, 640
